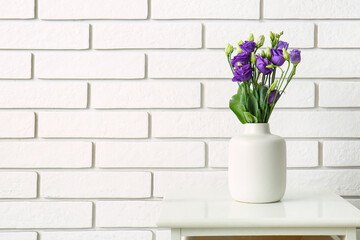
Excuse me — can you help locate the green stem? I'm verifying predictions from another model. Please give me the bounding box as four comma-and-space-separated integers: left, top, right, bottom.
267, 66, 297, 120
277, 61, 290, 93
271, 68, 276, 84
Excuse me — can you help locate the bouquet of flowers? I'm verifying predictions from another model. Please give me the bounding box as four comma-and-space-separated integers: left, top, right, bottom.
225, 31, 301, 123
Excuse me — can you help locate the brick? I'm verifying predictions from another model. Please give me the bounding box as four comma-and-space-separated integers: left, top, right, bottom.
0, 22, 88, 49
152, 111, 239, 138
0, 232, 37, 240
152, 0, 259, 19
38, 112, 148, 138
96, 142, 205, 168
0, 53, 31, 79
153, 171, 227, 197
0, 142, 91, 168
0, 172, 37, 198
92, 82, 200, 108
0, 112, 34, 138
319, 22, 360, 48
205, 81, 314, 108
36, 53, 144, 79
286, 141, 318, 167
149, 52, 230, 78
264, 0, 360, 19
153, 111, 360, 138
323, 141, 360, 167
0, 202, 92, 228
287, 170, 360, 196
206, 22, 314, 49
208, 141, 229, 168
41, 172, 151, 198
93, 23, 201, 49
0, 0, 34, 19
41, 231, 152, 240
0, 82, 87, 108
319, 82, 360, 107
208, 141, 318, 168
270, 111, 360, 138
39, 0, 147, 19
96, 201, 161, 227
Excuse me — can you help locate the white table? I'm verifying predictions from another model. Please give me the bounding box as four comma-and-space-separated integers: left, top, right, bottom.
157, 189, 360, 240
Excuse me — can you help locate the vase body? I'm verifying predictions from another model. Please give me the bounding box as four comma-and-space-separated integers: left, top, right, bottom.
228, 123, 286, 203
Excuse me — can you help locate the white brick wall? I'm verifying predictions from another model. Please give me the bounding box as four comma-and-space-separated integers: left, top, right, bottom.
38, 112, 148, 138
0, 0, 34, 19
92, 82, 201, 108
0, 82, 87, 108
0, 232, 37, 240
0, 202, 92, 228
0, 0, 359, 237
93, 23, 202, 49
96, 201, 162, 227
36, 53, 145, 79
96, 142, 205, 168
41, 172, 151, 198
0, 22, 89, 49
0, 142, 92, 168
0, 172, 37, 198
41, 231, 152, 240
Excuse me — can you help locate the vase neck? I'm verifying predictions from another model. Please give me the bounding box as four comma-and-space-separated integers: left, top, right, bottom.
243, 123, 270, 135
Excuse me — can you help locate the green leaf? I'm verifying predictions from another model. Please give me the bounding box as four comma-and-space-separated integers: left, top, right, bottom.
229, 94, 246, 124
247, 94, 259, 117
256, 108, 261, 121
244, 112, 258, 123
253, 86, 259, 101
238, 84, 247, 107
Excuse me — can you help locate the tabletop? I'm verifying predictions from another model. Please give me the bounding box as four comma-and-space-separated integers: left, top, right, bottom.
157, 188, 360, 228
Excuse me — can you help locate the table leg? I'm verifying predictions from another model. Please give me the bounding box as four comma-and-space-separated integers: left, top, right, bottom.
343, 228, 357, 240
171, 228, 181, 240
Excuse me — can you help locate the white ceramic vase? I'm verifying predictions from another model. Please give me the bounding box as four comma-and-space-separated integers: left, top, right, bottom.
228, 123, 286, 203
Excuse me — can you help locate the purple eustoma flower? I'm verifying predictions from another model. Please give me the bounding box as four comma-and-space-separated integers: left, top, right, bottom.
232, 64, 253, 82
268, 90, 280, 104
290, 49, 301, 65
256, 56, 273, 75
231, 51, 251, 67
240, 41, 256, 53
270, 49, 285, 66
277, 41, 289, 50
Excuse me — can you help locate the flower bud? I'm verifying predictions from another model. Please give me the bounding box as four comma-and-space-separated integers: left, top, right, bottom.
236, 41, 244, 53
256, 35, 265, 48
248, 33, 254, 42
251, 52, 256, 64
269, 80, 278, 91
225, 43, 234, 56
236, 45, 242, 53
261, 50, 266, 57
270, 31, 275, 41
266, 47, 271, 60
266, 64, 275, 69
290, 49, 301, 65
283, 48, 290, 61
